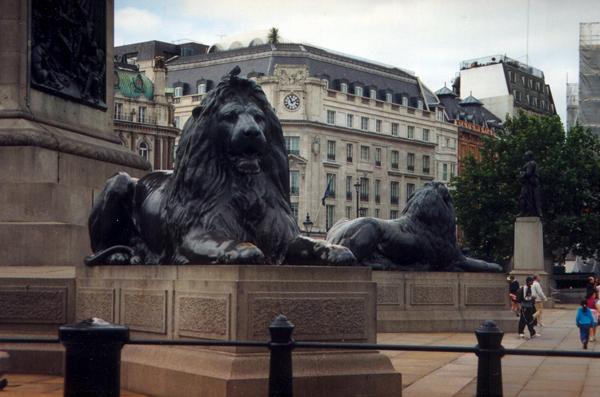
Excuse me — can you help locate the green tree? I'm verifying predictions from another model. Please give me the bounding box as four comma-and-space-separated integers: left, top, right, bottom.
268, 27, 280, 44
450, 111, 600, 264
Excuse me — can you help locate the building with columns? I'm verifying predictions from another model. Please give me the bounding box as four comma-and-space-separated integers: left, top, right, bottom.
117, 33, 460, 236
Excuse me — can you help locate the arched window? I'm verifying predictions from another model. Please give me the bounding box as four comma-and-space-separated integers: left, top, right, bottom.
139, 141, 149, 160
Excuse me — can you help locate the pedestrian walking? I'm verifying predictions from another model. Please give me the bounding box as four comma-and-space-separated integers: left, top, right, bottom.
532, 274, 548, 326
577, 299, 595, 349
508, 275, 520, 316
517, 277, 539, 339
585, 291, 600, 341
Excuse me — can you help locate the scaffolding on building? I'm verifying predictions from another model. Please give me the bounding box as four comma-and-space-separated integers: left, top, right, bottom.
579, 22, 600, 138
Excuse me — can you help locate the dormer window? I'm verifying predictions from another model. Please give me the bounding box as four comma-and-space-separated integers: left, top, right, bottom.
355, 86, 363, 97
341, 83, 348, 93
386, 93, 392, 103
402, 97, 408, 106
198, 84, 206, 94
174, 87, 183, 97
417, 100, 423, 110
370, 90, 377, 99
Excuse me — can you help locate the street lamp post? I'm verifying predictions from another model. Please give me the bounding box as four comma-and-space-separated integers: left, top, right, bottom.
353, 179, 361, 219
302, 213, 314, 237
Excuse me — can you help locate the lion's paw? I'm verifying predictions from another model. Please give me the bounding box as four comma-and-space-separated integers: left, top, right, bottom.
220, 243, 265, 265
324, 245, 357, 267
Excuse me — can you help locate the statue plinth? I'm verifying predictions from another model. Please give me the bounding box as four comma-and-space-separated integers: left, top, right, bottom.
513, 217, 544, 272
75, 265, 401, 397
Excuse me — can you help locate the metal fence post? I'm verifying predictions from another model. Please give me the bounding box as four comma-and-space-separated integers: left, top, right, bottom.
59, 318, 129, 397
268, 315, 295, 397
475, 320, 505, 397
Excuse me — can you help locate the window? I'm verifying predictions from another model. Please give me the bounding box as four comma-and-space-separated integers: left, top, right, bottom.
375, 148, 381, 166
198, 84, 206, 94
346, 176, 353, 201
375, 209, 380, 218
346, 143, 353, 163
407, 153, 415, 171
402, 97, 408, 106
174, 116, 180, 128
346, 206, 352, 218
361, 117, 369, 131
138, 106, 147, 123
390, 210, 398, 219
326, 205, 335, 231
417, 100, 423, 110
442, 163, 448, 181
391, 150, 399, 169
423, 155, 430, 174
114, 102, 123, 119
529, 78, 533, 88
291, 203, 298, 223
127, 56, 137, 65
138, 142, 149, 160
376, 120, 382, 133
290, 171, 299, 196
327, 110, 336, 124
513, 90, 521, 102
406, 183, 415, 202
423, 129, 430, 141
284, 137, 300, 155
508, 70, 516, 83
360, 146, 369, 161
407, 125, 414, 139
360, 177, 369, 202
375, 179, 381, 204
533, 97, 539, 107
327, 140, 336, 161
341, 83, 348, 93
391, 123, 399, 136
451, 163, 456, 176
535, 81, 541, 91
437, 109, 444, 121
325, 174, 336, 199
386, 93, 392, 103
355, 86, 363, 97
174, 87, 183, 97
359, 208, 368, 218
521, 76, 526, 85
347, 114, 354, 128
390, 181, 399, 205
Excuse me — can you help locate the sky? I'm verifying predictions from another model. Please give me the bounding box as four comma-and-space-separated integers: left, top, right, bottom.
114, 0, 600, 126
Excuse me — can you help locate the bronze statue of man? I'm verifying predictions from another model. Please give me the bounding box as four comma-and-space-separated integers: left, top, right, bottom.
517, 150, 542, 218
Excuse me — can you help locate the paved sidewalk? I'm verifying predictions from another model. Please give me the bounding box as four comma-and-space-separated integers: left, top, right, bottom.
0, 305, 592, 396
380, 304, 598, 397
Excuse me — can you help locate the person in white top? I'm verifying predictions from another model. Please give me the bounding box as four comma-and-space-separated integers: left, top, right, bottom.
532, 274, 548, 326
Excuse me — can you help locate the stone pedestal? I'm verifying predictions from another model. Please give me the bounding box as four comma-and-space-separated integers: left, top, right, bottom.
511, 217, 552, 307
0, 0, 150, 346
375, 271, 518, 333
75, 265, 401, 397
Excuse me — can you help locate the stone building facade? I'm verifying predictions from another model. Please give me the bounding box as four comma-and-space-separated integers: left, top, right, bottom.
113, 58, 179, 170
455, 54, 556, 122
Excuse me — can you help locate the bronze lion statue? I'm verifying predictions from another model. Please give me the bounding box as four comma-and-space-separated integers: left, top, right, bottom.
85, 71, 356, 267
326, 182, 503, 272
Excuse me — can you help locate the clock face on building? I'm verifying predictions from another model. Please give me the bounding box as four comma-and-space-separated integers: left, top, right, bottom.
284, 94, 300, 110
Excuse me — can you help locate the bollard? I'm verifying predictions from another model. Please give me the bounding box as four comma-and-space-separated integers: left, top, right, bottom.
268, 315, 295, 397
59, 318, 129, 397
475, 320, 505, 397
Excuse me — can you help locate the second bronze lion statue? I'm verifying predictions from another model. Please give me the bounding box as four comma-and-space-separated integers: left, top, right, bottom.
326, 182, 503, 272
85, 73, 356, 267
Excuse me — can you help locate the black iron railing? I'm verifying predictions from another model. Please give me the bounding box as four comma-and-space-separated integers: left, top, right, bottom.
2, 317, 600, 397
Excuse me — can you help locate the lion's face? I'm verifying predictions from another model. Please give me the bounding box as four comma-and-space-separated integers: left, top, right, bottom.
217, 100, 267, 174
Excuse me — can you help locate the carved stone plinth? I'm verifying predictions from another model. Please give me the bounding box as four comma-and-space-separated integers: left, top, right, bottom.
76, 265, 401, 397
375, 271, 518, 333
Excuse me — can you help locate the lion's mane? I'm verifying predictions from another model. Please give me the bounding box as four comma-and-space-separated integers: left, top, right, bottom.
162, 77, 299, 265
